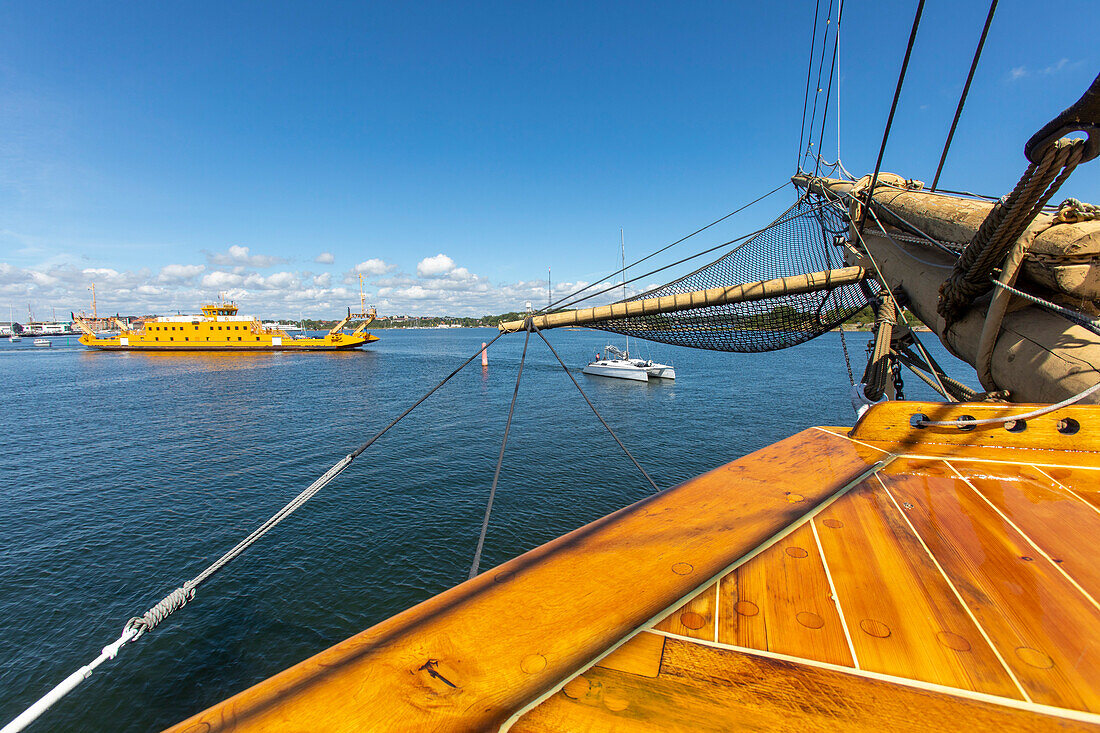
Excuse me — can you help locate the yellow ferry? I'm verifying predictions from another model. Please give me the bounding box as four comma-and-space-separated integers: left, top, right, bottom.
74, 301, 379, 351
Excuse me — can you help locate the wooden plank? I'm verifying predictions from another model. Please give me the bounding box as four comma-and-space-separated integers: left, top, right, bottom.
849, 401, 1100, 454
654, 584, 716, 640
594, 632, 665, 678
882, 458, 1100, 713
717, 523, 854, 667
166, 429, 883, 732
956, 461, 1100, 604
814, 479, 1022, 697
512, 637, 1099, 732
1039, 465, 1100, 514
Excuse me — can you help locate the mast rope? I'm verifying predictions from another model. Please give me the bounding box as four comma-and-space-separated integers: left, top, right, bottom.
803, 0, 836, 169
3, 330, 507, 733
930, 0, 998, 191
547, 181, 789, 314
468, 326, 531, 579
937, 137, 1088, 324
797, 0, 824, 171
813, 182, 957, 400
858, 0, 926, 233
812, 0, 844, 178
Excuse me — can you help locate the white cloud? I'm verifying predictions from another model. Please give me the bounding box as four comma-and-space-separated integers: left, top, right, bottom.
354, 258, 395, 275
314, 252, 335, 264
417, 253, 455, 277
201, 271, 244, 288
206, 245, 285, 268
1008, 58, 1081, 82
313, 272, 331, 287
158, 264, 205, 282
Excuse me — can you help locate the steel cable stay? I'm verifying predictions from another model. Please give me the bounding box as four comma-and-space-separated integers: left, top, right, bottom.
803, 0, 836, 172
543, 180, 791, 315
468, 327, 531, 580
7, 311, 671, 732
550, 193, 832, 315
3, 329, 509, 733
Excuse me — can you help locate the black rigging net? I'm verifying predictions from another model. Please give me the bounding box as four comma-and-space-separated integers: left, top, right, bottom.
590, 196, 873, 352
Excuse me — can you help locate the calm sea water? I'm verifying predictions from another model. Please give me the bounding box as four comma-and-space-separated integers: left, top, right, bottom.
0, 328, 973, 731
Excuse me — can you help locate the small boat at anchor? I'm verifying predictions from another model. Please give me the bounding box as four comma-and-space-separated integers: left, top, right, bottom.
582, 345, 675, 381
32, 339, 50, 347
583, 345, 650, 381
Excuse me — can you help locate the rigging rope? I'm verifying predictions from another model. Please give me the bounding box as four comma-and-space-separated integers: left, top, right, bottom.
812, 0, 844, 177
858, 0, 926, 233
586, 196, 869, 352
804, 0, 836, 169
3, 329, 508, 733
938, 137, 1088, 324
548, 181, 789, 314
797, 0, 824, 171
553, 194, 827, 314
534, 325, 660, 493
930, 0, 998, 191
468, 327, 531, 579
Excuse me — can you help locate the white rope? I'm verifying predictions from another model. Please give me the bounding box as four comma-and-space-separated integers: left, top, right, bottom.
1, 629, 137, 733
1, 454, 355, 733
3, 332, 508, 733
914, 381, 1100, 428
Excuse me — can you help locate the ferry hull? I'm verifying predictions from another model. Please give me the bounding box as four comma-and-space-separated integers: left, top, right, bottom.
78, 334, 379, 351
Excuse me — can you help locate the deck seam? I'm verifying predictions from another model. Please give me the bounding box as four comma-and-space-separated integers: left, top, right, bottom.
1032, 465, 1100, 519
811, 426, 894, 455
944, 460, 1100, 615
643, 629, 1100, 726
712, 580, 720, 643
498, 452, 892, 732
884, 452, 1100, 471
875, 474, 1032, 703
811, 517, 861, 670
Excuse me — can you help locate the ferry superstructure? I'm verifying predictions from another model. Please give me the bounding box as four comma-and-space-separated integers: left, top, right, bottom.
74, 301, 378, 351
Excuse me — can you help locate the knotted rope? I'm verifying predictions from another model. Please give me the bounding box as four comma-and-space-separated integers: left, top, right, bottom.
4, 330, 507, 733
938, 137, 1088, 324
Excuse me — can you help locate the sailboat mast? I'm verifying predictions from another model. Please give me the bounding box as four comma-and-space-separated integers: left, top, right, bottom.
621, 229, 629, 357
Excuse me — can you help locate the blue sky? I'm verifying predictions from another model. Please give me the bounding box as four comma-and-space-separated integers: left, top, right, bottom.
1, 0, 1097, 317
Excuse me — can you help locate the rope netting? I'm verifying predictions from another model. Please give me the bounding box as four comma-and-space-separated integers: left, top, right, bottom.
591, 195, 874, 352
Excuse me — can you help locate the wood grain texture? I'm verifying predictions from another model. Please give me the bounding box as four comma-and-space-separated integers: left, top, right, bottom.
594, 632, 665, 678
955, 461, 1100, 604
165, 429, 882, 732
849, 401, 1100, 454
881, 458, 1100, 713
1032, 465, 1100, 515
814, 479, 1022, 697
654, 583, 716, 640
512, 637, 1098, 732
716, 522, 854, 667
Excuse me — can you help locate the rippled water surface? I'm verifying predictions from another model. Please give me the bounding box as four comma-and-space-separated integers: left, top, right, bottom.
0, 328, 972, 730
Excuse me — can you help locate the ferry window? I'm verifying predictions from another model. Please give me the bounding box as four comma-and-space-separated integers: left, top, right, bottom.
184, 337, 189, 341
218, 326, 222, 330
169, 337, 173, 341
237, 336, 242, 341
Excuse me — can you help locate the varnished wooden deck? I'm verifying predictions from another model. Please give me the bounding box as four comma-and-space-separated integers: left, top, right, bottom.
168, 401, 1100, 732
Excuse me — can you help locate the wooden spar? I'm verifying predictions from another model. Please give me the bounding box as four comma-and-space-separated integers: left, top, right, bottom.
497, 267, 868, 333
793, 174, 1100, 404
